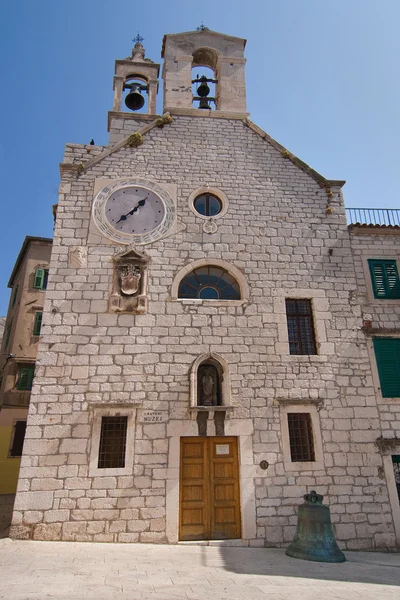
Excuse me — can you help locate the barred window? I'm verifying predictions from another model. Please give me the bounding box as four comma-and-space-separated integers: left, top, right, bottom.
285, 299, 317, 355
98, 416, 128, 469
287, 413, 315, 462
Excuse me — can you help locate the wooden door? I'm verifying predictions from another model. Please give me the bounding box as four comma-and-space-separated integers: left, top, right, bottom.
179, 437, 241, 541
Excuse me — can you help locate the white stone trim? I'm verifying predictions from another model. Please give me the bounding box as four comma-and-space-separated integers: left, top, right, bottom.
165, 419, 256, 543
171, 258, 250, 302
361, 254, 400, 305
273, 288, 332, 357
280, 403, 324, 472
88, 406, 136, 477
188, 186, 229, 220
190, 353, 231, 408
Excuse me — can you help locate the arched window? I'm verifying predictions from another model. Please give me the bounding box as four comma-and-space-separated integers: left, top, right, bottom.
197, 359, 223, 406
178, 266, 240, 300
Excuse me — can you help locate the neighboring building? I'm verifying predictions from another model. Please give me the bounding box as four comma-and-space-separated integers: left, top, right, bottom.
0, 317, 6, 345
9, 29, 400, 549
0, 237, 52, 531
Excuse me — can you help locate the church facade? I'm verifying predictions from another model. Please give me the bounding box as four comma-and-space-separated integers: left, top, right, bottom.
10, 29, 400, 549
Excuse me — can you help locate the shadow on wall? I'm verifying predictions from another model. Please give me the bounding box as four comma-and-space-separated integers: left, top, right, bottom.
217, 546, 400, 587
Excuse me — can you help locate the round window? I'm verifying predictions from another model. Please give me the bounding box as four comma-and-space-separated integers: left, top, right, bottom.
193, 193, 222, 217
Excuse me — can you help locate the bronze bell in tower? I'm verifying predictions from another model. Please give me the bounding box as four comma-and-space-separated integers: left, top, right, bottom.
286, 490, 346, 563
124, 83, 147, 111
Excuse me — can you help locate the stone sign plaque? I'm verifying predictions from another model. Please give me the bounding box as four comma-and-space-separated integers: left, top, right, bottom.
139, 410, 166, 423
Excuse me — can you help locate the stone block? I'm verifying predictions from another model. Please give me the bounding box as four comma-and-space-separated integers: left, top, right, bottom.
33, 523, 62, 540
14, 492, 54, 511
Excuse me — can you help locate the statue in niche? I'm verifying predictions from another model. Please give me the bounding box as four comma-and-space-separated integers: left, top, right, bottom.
198, 363, 220, 406
109, 247, 150, 314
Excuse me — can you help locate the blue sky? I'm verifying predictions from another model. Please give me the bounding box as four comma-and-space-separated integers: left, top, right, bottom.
0, 0, 399, 314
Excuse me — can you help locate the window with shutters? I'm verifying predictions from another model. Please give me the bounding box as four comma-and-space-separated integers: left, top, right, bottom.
373, 338, 400, 397
368, 259, 400, 299
98, 416, 128, 469
285, 299, 317, 355
17, 365, 35, 391
12, 284, 19, 308
9, 421, 27, 457
4, 321, 12, 349
392, 456, 400, 503
33, 268, 49, 290
33, 311, 43, 336
287, 413, 315, 461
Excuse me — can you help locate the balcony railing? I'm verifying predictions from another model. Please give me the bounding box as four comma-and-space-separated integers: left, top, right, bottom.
346, 207, 400, 226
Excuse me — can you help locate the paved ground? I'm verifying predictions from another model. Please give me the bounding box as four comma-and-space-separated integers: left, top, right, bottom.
0, 538, 399, 600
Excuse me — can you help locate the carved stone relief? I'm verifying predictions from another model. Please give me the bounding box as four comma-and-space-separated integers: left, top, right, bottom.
69, 246, 87, 268
109, 247, 150, 314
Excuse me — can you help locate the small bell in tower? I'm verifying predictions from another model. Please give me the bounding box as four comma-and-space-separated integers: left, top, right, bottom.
286, 490, 346, 563
192, 74, 216, 109
124, 82, 148, 111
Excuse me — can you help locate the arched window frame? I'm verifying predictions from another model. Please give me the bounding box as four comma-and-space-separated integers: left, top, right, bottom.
171, 259, 249, 305
190, 353, 231, 408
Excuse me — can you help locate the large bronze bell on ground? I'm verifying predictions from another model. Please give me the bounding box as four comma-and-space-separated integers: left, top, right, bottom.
124, 83, 146, 111
286, 490, 346, 563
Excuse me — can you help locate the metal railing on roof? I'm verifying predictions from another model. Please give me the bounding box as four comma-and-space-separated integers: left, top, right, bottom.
346, 208, 400, 226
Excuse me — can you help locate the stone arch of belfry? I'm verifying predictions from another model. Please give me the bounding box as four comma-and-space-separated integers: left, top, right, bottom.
190, 352, 231, 408
162, 30, 247, 113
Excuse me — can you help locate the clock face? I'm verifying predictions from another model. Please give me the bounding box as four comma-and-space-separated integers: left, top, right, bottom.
92, 178, 176, 245
105, 187, 165, 235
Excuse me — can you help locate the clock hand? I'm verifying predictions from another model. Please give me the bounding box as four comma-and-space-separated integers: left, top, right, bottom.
116, 196, 148, 224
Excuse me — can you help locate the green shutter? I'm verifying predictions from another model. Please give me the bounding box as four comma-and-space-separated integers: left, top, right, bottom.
4, 322, 12, 349
12, 284, 19, 308
373, 338, 400, 397
33, 268, 44, 289
368, 260, 400, 299
17, 366, 35, 391
33, 311, 42, 336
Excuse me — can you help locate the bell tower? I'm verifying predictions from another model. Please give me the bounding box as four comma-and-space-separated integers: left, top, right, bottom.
112, 35, 160, 115
161, 28, 247, 114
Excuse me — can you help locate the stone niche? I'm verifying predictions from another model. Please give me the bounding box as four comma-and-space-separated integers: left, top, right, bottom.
109, 248, 150, 314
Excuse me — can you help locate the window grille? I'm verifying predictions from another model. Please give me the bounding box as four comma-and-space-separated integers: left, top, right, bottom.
98, 416, 128, 469
9, 421, 27, 457
285, 299, 317, 355
287, 413, 315, 462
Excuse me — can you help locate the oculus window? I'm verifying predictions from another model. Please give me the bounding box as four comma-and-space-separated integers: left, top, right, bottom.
193, 193, 222, 217
178, 266, 240, 300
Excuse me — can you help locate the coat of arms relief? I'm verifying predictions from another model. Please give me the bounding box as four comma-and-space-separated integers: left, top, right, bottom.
109, 248, 150, 314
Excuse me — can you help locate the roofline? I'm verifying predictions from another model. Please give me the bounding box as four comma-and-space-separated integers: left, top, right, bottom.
8, 236, 53, 288
161, 30, 246, 58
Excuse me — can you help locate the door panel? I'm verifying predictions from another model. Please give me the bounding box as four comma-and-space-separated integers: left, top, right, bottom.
180, 437, 241, 540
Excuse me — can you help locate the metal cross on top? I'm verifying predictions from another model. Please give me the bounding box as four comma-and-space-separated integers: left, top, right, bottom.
196, 22, 209, 31
133, 32, 144, 44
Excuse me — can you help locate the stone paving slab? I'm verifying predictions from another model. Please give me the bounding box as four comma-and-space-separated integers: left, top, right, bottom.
0, 539, 399, 600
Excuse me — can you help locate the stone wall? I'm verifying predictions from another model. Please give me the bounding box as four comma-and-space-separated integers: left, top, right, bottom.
10, 115, 398, 549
